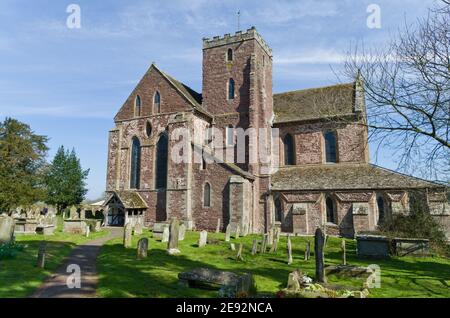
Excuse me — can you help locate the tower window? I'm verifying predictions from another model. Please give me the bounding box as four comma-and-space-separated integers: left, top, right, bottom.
326, 197, 336, 224
227, 48, 233, 62
324, 131, 337, 163
228, 79, 235, 100
154, 91, 161, 114
283, 134, 295, 166
203, 182, 211, 207
135, 95, 141, 117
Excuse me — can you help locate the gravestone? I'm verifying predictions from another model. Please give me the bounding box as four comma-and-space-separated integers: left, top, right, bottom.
0, 215, 15, 244
225, 224, 231, 242
215, 218, 221, 233
261, 234, 268, 253
198, 230, 207, 247
314, 228, 326, 283
137, 238, 148, 259
69, 206, 78, 220
268, 227, 274, 246
234, 225, 240, 239
304, 241, 311, 261
275, 226, 281, 241
251, 240, 258, 255
85, 225, 90, 238
178, 223, 186, 241
168, 218, 180, 255
270, 238, 278, 253
242, 224, 249, 237
123, 223, 133, 248
341, 239, 347, 265
162, 226, 170, 243
134, 218, 143, 235
80, 209, 86, 220
287, 235, 293, 265
230, 243, 236, 251
236, 243, 244, 261
37, 242, 46, 268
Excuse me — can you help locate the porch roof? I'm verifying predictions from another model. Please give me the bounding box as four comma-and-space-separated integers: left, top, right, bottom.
104, 191, 148, 209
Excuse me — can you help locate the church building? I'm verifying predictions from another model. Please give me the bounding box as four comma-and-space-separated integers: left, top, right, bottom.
105, 27, 449, 238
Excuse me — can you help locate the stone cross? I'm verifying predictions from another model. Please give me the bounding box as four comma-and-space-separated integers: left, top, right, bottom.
198, 230, 207, 247
137, 238, 148, 259
225, 224, 231, 242
304, 241, 311, 261
215, 218, 221, 233
178, 223, 186, 241
162, 226, 170, 243
123, 223, 133, 248
234, 224, 240, 239
168, 218, 180, 254
341, 239, 347, 266
236, 243, 244, 261
314, 228, 326, 283
37, 242, 46, 268
287, 235, 293, 265
251, 239, 258, 255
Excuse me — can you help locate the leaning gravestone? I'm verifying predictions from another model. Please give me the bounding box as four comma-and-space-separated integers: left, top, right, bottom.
178, 223, 186, 241
225, 224, 231, 242
230, 243, 236, 251
37, 242, 46, 268
0, 215, 15, 244
198, 230, 207, 247
123, 223, 133, 248
287, 235, 293, 265
314, 228, 326, 283
162, 226, 170, 243
261, 234, 268, 253
168, 218, 180, 255
236, 243, 244, 261
251, 240, 258, 255
137, 238, 148, 259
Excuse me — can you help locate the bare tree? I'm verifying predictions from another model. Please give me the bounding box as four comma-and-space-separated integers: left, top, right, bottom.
342, 1, 450, 182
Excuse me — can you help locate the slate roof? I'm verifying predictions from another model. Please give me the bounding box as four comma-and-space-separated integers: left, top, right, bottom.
273, 82, 358, 124
271, 164, 445, 191
104, 191, 148, 209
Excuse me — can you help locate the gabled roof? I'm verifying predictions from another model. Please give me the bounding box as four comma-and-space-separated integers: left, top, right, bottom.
271, 163, 445, 191
273, 82, 358, 124
104, 191, 148, 209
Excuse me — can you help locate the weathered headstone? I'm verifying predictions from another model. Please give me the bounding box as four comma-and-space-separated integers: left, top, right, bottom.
69, 206, 78, 220
85, 224, 90, 238
287, 235, 293, 265
123, 223, 133, 248
162, 226, 170, 243
242, 223, 249, 237
236, 243, 244, 261
37, 242, 46, 268
341, 239, 347, 266
268, 227, 274, 246
304, 241, 311, 261
314, 228, 326, 283
137, 238, 148, 259
198, 230, 207, 247
80, 209, 86, 220
270, 238, 278, 253
225, 224, 231, 242
261, 234, 268, 253
168, 218, 180, 254
178, 223, 186, 241
0, 215, 15, 244
234, 224, 240, 239
134, 218, 143, 235
230, 243, 236, 251
215, 218, 221, 233
251, 239, 258, 255
275, 226, 281, 241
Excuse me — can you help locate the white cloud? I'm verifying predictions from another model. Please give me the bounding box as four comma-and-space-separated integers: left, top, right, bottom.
275, 48, 346, 65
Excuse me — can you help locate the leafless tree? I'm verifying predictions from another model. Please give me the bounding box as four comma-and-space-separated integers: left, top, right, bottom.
342, 0, 450, 183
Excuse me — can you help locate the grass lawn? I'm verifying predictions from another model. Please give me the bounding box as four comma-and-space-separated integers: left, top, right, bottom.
97, 230, 450, 298
0, 217, 109, 298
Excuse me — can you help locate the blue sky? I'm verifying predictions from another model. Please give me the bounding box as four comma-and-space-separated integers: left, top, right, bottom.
0, 0, 437, 199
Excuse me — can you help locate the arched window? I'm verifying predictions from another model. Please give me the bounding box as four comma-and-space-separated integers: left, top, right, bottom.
154, 91, 161, 114
227, 48, 233, 62
283, 134, 295, 166
135, 95, 141, 117
226, 125, 234, 146
203, 183, 211, 207
228, 79, 235, 100
324, 131, 337, 163
326, 197, 336, 224
274, 197, 282, 222
130, 137, 141, 189
155, 133, 168, 189
146, 121, 152, 138
377, 196, 385, 224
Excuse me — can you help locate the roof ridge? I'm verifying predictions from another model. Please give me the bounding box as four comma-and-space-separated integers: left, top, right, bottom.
274, 81, 355, 96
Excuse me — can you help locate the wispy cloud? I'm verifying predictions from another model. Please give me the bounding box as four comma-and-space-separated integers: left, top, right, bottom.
275, 49, 346, 65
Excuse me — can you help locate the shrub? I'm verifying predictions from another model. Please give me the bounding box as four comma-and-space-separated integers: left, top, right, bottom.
0, 242, 25, 260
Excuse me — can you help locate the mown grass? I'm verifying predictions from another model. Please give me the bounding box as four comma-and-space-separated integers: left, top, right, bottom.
97, 230, 450, 298
0, 217, 109, 298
